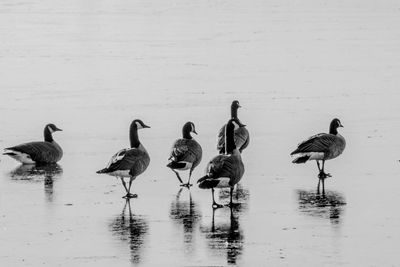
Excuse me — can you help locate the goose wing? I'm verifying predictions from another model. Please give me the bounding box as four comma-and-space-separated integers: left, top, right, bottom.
169, 139, 202, 164
216, 124, 226, 152
235, 127, 250, 152
205, 154, 242, 180
217, 125, 250, 153
105, 148, 149, 176
291, 133, 338, 155
6, 142, 61, 163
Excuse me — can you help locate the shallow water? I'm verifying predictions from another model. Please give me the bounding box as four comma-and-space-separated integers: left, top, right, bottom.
1, 0, 400, 266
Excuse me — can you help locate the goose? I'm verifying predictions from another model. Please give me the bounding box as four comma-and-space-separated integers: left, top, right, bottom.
198, 118, 245, 208
3, 123, 63, 164
217, 100, 250, 154
167, 122, 202, 187
291, 118, 346, 194
97, 119, 150, 199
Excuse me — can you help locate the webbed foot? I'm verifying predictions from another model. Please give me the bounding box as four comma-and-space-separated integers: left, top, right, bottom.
123, 193, 138, 199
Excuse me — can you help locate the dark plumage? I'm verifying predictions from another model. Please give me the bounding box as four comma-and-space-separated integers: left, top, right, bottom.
291, 118, 346, 195
97, 119, 150, 198
217, 100, 250, 154
4, 123, 63, 164
167, 122, 202, 187
198, 118, 245, 208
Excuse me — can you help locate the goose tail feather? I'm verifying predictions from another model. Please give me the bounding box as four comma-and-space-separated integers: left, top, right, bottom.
292, 155, 310, 164
96, 168, 110, 174
197, 176, 220, 189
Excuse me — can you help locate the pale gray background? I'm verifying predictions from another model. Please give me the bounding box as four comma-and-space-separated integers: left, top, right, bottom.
0, 0, 399, 266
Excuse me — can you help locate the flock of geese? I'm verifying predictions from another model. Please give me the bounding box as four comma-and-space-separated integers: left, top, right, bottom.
2, 100, 346, 207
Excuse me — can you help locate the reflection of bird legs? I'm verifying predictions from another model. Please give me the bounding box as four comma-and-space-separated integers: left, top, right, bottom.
212, 188, 223, 209
211, 207, 216, 232
126, 199, 134, 222
316, 161, 330, 196
120, 177, 138, 199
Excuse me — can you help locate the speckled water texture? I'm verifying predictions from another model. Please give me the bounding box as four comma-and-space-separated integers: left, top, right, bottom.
1, 0, 400, 266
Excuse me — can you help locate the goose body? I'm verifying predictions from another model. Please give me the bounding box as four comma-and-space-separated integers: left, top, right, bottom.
198, 118, 245, 208
291, 118, 346, 194
217, 100, 250, 154
4, 124, 63, 164
167, 122, 202, 187
97, 119, 150, 198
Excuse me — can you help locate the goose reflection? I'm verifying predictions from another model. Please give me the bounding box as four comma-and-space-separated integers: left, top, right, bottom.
9, 164, 63, 202
297, 190, 346, 224
109, 200, 148, 264
169, 188, 202, 254
201, 207, 244, 265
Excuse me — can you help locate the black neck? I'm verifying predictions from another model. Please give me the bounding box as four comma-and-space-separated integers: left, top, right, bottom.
225, 122, 236, 154
182, 129, 192, 139
329, 123, 338, 135
44, 126, 54, 142
231, 105, 238, 119
130, 124, 140, 148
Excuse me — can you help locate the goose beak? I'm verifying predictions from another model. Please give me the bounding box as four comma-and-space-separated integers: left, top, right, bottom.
193, 130, 198, 135
55, 127, 63, 131
143, 124, 151, 128
339, 123, 344, 128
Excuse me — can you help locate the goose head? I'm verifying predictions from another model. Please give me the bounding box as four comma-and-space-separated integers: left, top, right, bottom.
131, 119, 151, 130
231, 100, 241, 118
44, 123, 62, 142
182, 121, 197, 139
46, 124, 62, 133
329, 118, 343, 135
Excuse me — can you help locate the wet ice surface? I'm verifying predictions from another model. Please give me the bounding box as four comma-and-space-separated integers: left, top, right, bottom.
1, 0, 400, 266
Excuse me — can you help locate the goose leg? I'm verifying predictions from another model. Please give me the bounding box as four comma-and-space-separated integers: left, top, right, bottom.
226, 186, 238, 207
125, 177, 138, 198
212, 188, 223, 209
318, 160, 331, 178
173, 170, 184, 185
120, 177, 130, 198
316, 161, 321, 172
322, 178, 326, 196
317, 179, 321, 194
181, 169, 194, 188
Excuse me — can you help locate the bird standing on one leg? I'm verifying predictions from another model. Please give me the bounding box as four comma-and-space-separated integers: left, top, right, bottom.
291, 118, 346, 195
167, 122, 202, 187
198, 118, 245, 208
97, 119, 150, 199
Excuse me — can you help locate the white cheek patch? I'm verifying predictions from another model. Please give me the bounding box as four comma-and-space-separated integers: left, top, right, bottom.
48, 126, 55, 133
136, 122, 143, 129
